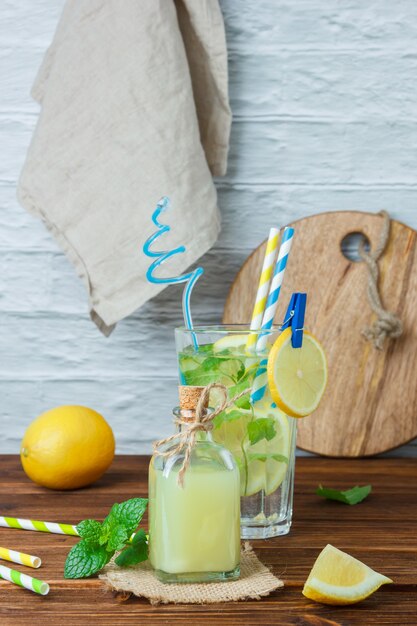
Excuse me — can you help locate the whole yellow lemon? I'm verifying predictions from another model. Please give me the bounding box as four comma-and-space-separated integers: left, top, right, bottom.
20, 406, 115, 490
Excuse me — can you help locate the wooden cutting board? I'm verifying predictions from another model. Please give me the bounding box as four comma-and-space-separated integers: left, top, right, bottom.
223, 211, 417, 457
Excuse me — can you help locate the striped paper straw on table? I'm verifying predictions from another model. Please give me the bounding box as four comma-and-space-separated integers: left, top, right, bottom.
0, 563, 49, 595
0, 546, 41, 569
250, 226, 295, 404
246, 227, 280, 353
0, 516, 78, 536
0, 515, 138, 542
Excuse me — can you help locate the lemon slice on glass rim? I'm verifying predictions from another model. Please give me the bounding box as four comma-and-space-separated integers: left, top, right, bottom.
267, 327, 328, 418
303, 544, 392, 605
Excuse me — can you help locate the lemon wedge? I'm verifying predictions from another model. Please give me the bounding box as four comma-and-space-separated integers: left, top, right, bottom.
303, 544, 393, 605
267, 328, 327, 418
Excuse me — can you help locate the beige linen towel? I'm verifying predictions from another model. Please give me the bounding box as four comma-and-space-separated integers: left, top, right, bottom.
17, 0, 231, 335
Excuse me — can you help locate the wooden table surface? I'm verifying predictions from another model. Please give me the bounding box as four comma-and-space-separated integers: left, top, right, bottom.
0, 455, 416, 625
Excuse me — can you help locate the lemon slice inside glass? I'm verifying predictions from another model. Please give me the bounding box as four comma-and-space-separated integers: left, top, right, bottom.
267, 328, 327, 418
213, 334, 248, 353
212, 405, 290, 497
302, 544, 393, 605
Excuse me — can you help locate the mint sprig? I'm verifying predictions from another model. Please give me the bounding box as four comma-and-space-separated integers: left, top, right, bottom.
64, 497, 148, 579
181, 345, 246, 389
247, 417, 277, 445
316, 484, 372, 505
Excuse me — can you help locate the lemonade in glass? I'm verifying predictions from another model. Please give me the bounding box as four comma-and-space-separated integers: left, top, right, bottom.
176, 325, 297, 539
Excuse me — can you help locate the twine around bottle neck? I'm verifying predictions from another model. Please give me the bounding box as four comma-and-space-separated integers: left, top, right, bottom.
153, 383, 250, 487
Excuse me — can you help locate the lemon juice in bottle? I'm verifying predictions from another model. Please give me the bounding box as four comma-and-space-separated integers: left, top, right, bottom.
149, 386, 241, 583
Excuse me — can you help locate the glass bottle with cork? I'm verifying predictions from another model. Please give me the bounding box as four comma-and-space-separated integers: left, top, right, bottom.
149, 384, 241, 583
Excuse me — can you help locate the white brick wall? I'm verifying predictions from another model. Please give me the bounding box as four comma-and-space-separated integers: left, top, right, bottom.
1, 1, 416, 455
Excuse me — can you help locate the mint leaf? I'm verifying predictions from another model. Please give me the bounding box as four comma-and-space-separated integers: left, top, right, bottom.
234, 394, 251, 410
99, 504, 118, 546
316, 484, 372, 505
183, 364, 219, 386
247, 417, 277, 445
64, 540, 110, 579
64, 498, 149, 579
236, 362, 246, 382
76, 519, 102, 546
228, 365, 256, 409
183, 354, 245, 386
106, 524, 129, 552
102, 502, 120, 529
115, 529, 148, 567
99, 498, 148, 547
131, 529, 147, 545
201, 356, 222, 372
247, 452, 288, 464
116, 498, 148, 535
228, 379, 251, 409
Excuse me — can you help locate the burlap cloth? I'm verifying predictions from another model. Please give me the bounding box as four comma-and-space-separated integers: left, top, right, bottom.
99, 543, 283, 605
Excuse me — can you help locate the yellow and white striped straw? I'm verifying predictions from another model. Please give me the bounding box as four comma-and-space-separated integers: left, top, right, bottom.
0, 546, 41, 569
0, 515, 137, 543
0, 562, 49, 595
246, 227, 280, 352
0, 516, 78, 536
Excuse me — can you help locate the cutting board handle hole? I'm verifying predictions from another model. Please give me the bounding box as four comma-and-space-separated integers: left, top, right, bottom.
340, 232, 370, 262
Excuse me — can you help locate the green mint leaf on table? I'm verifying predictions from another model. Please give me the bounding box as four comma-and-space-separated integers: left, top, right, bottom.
76, 519, 102, 546
316, 485, 372, 505
247, 417, 277, 445
64, 498, 149, 579
98, 511, 115, 546
100, 502, 120, 540
64, 541, 110, 579
106, 524, 129, 552
115, 529, 148, 567
101, 498, 148, 540
115, 498, 148, 535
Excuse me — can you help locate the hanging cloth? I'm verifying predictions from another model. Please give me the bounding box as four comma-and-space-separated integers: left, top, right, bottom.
17, 0, 231, 335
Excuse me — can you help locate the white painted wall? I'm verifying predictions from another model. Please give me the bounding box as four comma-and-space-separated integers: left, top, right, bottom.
1, 1, 416, 455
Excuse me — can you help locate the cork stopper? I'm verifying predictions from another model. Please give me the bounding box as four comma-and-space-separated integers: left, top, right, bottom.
178, 386, 208, 411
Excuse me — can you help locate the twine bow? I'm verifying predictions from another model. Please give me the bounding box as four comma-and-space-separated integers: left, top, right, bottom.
153, 383, 250, 487
359, 210, 403, 350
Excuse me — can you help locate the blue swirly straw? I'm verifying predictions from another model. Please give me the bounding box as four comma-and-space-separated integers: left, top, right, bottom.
143, 196, 203, 349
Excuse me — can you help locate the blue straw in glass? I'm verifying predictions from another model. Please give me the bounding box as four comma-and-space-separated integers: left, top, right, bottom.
143, 197, 203, 349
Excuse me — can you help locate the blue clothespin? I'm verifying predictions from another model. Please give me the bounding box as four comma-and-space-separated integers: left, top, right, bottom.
281, 292, 307, 348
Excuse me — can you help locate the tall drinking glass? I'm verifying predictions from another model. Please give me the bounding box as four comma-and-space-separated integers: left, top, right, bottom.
175, 325, 297, 539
